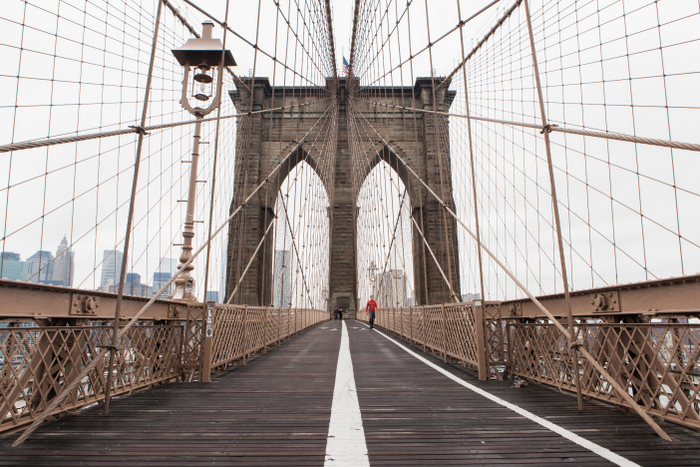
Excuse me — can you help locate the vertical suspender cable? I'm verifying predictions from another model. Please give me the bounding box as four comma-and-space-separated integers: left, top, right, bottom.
522, 0, 582, 411
104, 0, 163, 415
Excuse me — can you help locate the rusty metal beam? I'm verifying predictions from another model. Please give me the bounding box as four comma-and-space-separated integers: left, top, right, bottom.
500, 274, 700, 319
0, 279, 204, 321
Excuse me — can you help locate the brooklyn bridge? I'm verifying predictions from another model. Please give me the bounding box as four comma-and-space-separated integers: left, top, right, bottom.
1, 0, 700, 464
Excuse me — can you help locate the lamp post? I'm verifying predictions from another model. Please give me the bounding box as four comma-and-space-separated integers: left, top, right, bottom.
171, 22, 235, 301
368, 260, 378, 297
322, 287, 329, 313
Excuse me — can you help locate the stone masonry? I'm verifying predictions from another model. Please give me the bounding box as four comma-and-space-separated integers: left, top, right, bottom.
226, 77, 460, 315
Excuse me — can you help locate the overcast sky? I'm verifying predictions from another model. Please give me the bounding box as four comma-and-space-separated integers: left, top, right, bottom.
1, 0, 698, 304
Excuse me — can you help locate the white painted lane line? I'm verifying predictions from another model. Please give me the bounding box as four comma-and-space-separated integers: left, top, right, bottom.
362, 323, 639, 467
324, 321, 370, 466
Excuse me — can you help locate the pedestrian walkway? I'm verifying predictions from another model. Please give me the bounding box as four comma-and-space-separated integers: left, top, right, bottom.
1, 320, 699, 466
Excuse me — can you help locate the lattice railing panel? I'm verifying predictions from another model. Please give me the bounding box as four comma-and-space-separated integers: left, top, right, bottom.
265, 308, 279, 348
368, 305, 484, 371
485, 303, 508, 378
209, 306, 325, 370
245, 309, 266, 355
423, 306, 445, 356
0, 322, 182, 432
443, 304, 480, 367
210, 305, 246, 368
511, 321, 700, 430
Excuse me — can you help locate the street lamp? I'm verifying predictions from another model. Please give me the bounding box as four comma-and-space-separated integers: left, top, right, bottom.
322, 287, 329, 312
171, 22, 235, 301
368, 260, 378, 297
368, 260, 378, 283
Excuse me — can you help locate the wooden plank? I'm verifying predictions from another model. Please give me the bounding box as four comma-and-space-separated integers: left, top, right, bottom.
347, 324, 700, 466
0, 322, 340, 466
2, 321, 700, 466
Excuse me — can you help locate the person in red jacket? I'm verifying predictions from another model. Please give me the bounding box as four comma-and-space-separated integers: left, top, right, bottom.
366, 295, 377, 329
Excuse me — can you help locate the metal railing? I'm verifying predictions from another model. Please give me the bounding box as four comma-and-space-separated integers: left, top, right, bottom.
359, 304, 485, 371
207, 306, 327, 371
509, 320, 700, 430
0, 322, 183, 433
0, 306, 327, 434
361, 303, 700, 432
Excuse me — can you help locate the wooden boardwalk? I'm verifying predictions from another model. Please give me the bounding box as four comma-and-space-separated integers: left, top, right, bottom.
1, 320, 699, 466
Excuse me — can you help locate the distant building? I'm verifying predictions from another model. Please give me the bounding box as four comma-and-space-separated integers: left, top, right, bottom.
26, 250, 54, 284
150, 257, 177, 298
206, 290, 219, 303
377, 269, 407, 307
100, 249, 123, 289
50, 236, 74, 287
152, 271, 172, 298
461, 293, 481, 302
0, 252, 28, 281
110, 272, 151, 297
273, 250, 292, 307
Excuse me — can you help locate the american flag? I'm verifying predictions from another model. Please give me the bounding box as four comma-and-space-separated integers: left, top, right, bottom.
342, 56, 349, 75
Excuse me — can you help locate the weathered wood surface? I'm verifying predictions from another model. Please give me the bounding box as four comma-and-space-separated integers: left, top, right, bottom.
2, 320, 699, 465
0, 322, 339, 466
349, 324, 700, 466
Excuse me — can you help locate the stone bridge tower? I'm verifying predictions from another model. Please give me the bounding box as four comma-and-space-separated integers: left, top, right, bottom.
226, 77, 460, 315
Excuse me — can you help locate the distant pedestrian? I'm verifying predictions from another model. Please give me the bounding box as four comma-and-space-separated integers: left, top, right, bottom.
366, 295, 377, 329
339, 308, 343, 320
333, 306, 339, 320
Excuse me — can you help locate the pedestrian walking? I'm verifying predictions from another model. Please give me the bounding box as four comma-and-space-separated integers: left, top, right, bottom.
366, 295, 377, 329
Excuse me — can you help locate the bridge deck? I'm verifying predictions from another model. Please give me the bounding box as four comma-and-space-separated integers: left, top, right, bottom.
1, 320, 699, 466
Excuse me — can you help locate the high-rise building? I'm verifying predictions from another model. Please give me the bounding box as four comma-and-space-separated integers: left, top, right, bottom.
100, 249, 123, 289
151, 257, 177, 298
0, 252, 28, 281
461, 293, 481, 302
206, 290, 219, 303
273, 250, 292, 307
124, 272, 151, 297
152, 271, 172, 298
109, 272, 151, 297
50, 236, 74, 287
376, 269, 407, 307
26, 250, 54, 284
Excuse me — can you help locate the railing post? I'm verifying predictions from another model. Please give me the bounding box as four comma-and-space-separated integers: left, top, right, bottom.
242, 305, 248, 365
474, 303, 488, 381
201, 302, 214, 383
263, 307, 268, 353
421, 307, 426, 353
506, 320, 513, 380
523, 0, 583, 411
410, 307, 413, 344
440, 304, 448, 362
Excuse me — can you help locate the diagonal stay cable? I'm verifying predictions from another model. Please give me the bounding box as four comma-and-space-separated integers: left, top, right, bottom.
348, 95, 672, 441
0, 98, 332, 154
10, 100, 335, 447
179, 0, 329, 88
225, 219, 276, 304
350, 97, 700, 153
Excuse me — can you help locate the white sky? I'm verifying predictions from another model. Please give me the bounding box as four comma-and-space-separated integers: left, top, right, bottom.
1, 0, 699, 303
